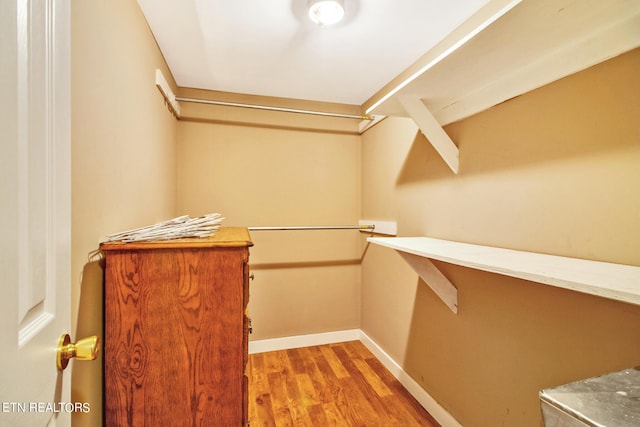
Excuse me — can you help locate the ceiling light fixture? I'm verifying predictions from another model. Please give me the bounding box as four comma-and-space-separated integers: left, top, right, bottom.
308, 0, 345, 26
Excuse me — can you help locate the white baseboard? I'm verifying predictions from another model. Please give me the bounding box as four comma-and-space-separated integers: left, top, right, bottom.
248, 329, 463, 427
248, 329, 361, 354
358, 331, 464, 427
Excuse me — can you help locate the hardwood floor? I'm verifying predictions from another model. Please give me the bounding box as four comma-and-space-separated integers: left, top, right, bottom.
248, 341, 441, 426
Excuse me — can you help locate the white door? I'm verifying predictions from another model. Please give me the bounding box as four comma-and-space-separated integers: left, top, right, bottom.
0, 0, 72, 426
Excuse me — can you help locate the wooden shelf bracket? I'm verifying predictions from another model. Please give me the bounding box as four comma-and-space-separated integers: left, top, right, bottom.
399, 96, 459, 174
397, 251, 459, 314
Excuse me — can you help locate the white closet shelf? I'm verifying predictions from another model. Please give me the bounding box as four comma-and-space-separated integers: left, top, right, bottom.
368, 237, 640, 313
366, 0, 640, 123
363, 0, 640, 174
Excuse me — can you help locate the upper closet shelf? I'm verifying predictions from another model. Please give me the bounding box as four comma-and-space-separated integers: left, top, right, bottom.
369, 237, 640, 313
365, 0, 640, 124
363, 0, 640, 174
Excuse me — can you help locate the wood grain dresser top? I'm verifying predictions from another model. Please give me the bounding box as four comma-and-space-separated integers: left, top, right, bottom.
100, 227, 253, 251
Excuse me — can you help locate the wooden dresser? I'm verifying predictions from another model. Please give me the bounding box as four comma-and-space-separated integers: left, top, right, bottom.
101, 227, 253, 426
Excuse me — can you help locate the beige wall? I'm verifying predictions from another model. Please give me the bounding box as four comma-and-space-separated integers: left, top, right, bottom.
71, 0, 177, 425
361, 48, 640, 427
176, 103, 363, 339
69, 1, 640, 425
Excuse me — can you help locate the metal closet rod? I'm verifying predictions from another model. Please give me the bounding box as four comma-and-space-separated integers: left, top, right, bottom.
248, 225, 375, 231
175, 96, 374, 121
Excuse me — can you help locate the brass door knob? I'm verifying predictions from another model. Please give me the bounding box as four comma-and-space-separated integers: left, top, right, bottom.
56, 333, 100, 370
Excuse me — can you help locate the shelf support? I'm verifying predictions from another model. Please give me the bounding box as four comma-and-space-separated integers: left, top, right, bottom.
399, 96, 459, 174
369, 236, 640, 309
397, 252, 458, 314
155, 69, 181, 118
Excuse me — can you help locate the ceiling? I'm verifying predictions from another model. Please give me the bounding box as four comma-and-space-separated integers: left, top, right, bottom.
137, 0, 489, 105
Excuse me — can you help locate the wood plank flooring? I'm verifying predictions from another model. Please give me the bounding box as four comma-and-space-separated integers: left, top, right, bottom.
248, 341, 441, 426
